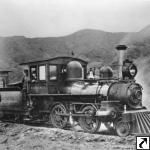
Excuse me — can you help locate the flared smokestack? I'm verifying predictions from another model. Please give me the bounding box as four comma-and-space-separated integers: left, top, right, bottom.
116, 45, 127, 79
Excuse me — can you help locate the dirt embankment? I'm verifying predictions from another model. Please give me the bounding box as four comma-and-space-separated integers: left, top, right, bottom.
0, 123, 136, 150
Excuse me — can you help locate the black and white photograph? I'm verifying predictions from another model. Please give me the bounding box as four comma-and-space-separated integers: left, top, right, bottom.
0, 0, 150, 149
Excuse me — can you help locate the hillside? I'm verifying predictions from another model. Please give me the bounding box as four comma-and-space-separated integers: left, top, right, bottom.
0, 30, 126, 65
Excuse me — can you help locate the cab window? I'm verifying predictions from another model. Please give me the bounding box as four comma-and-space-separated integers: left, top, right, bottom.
49, 65, 57, 80
30, 66, 37, 82
39, 65, 46, 80
0, 78, 4, 88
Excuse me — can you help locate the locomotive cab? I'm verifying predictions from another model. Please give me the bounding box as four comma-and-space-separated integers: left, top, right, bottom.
20, 56, 87, 94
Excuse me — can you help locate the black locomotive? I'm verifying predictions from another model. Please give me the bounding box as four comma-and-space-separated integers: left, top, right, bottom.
0, 45, 149, 137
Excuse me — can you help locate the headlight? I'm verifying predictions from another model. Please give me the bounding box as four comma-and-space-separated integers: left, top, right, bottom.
129, 64, 137, 78
129, 69, 136, 76
122, 59, 137, 79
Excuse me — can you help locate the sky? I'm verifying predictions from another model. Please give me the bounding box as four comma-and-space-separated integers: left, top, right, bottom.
0, 0, 150, 37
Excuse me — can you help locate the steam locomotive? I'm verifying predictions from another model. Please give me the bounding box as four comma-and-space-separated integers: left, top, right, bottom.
0, 45, 149, 137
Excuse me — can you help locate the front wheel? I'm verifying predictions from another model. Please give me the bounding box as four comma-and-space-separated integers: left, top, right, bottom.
115, 119, 130, 137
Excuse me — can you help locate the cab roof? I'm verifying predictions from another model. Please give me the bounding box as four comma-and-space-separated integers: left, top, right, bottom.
20, 56, 88, 66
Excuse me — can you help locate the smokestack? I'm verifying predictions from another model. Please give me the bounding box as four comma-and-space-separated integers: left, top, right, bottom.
116, 45, 127, 79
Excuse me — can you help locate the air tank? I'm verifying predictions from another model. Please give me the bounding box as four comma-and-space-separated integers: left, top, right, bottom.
99, 66, 113, 78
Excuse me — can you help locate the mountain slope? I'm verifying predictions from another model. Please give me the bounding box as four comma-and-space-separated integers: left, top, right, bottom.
0, 29, 127, 66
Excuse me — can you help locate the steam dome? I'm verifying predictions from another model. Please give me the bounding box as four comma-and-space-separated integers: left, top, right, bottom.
100, 66, 113, 78
67, 61, 83, 80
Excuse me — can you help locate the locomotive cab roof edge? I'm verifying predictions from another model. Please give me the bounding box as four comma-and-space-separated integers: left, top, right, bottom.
19, 56, 88, 65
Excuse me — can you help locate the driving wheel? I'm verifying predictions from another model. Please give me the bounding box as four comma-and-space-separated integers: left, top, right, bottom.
79, 105, 101, 133
50, 103, 68, 129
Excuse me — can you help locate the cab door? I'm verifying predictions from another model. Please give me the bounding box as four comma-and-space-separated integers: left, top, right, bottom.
48, 64, 58, 94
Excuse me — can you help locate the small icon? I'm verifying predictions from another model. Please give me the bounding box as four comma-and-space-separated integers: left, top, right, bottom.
136, 136, 150, 150
139, 138, 147, 148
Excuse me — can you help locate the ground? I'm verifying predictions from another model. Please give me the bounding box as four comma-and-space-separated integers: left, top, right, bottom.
0, 122, 136, 150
